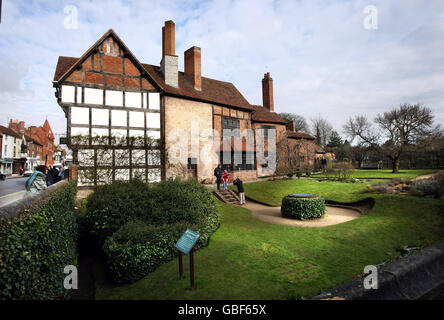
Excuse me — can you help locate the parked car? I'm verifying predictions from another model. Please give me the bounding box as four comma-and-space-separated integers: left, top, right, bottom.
23, 169, 34, 177
0, 172, 6, 181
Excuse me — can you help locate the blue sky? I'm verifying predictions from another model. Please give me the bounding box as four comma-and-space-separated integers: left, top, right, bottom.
1, 0, 443, 143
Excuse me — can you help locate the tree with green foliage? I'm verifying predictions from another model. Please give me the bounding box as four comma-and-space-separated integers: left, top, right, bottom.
327, 131, 343, 148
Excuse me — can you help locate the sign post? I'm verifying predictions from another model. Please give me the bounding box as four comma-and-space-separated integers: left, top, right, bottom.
178, 251, 184, 280
175, 229, 200, 290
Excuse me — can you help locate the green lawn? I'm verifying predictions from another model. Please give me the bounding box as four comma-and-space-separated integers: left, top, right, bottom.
313, 169, 437, 179
94, 178, 444, 300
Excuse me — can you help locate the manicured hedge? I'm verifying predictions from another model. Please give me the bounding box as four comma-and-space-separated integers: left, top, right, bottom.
85, 179, 151, 243
85, 179, 220, 283
281, 195, 326, 220
103, 217, 218, 283
0, 181, 78, 299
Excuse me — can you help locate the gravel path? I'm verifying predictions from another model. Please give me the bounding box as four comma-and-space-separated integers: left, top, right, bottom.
242, 201, 362, 227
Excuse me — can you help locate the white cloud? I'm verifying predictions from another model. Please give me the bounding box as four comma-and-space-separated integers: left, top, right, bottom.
0, 0, 443, 143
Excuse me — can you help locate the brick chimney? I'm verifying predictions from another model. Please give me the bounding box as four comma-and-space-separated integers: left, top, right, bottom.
184, 46, 202, 90
160, 20, 178, 88
262, 72, 274, 112
289, 120, 297, 132
9, 119, 25, 134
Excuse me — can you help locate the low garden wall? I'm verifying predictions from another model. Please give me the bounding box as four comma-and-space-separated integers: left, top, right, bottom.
0, 180, 78, 300
314, 240, 444, 300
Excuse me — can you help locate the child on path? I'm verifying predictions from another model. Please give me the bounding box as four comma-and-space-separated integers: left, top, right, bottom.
222, 170, 229, 190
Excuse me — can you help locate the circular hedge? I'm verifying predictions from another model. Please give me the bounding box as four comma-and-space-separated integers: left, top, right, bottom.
281, 194, 326, 220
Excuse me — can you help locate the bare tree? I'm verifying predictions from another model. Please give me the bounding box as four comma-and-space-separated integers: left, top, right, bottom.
311, 116, 333, 148
344, 103, 441, 173
279, 113, 310, 133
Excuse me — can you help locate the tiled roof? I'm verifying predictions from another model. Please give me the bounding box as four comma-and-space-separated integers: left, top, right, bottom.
53, 56, 78, 81
53, 56, 254, 111
0, 125, 21, 138
250, 105, 287, 124
287, 131, 316, 140
142, 64, 253, 111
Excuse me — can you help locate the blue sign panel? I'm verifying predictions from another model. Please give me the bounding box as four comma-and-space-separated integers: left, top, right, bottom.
175, 229, 200, 254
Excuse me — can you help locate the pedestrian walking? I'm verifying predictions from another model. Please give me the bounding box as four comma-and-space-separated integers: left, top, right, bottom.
233, 176, 245, 205
222, 170, 229, 190
214, 164, 223, 191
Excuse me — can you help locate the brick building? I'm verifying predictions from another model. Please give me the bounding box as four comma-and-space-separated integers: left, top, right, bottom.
53, 20, 316, 187
0, 125, 23, 174
8, 119, 55, 168
24, 120, 55, 166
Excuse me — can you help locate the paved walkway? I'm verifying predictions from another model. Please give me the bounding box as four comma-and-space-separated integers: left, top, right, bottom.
242, 201, 361, 227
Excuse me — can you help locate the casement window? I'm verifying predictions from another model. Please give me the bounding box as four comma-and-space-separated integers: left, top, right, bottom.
235, 151, 255, 171
222, 117, 240, 130
261, 125, 276, 140
187, 158, 197, 170
219, 151, 255, 171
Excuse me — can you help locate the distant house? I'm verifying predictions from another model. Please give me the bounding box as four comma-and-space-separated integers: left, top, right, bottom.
0, 125, 22, 174
25, 120, 55, 166
286, 124, 317, 170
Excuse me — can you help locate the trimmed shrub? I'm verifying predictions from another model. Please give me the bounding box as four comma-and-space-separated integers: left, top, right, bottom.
147, 179, 217, 226
296, 172, 303, 179
85, 178, 220, 283
103, 217, 217, 283
0, 181, 78, 299
281, 195, 326, 220
85, 179, 151, 243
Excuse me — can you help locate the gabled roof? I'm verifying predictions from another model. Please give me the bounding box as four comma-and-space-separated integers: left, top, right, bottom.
250, 105, 287, 124
53, 29, 253, 111
43, 120, 54, 139
287, 131, 316, 140
0, 125, 21, 138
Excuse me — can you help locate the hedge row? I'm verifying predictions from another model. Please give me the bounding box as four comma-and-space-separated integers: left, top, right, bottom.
104, 214, 219, 283
85, 179, 220, 283
281, 195, 326, 220
0, 181, 78, 299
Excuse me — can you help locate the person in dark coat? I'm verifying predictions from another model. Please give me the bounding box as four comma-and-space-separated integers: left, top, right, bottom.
46, 166, 59, 186
233, 176, 245, 205
214, 164, 223, 191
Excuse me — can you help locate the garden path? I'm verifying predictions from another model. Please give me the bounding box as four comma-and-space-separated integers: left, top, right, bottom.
242, 201, 361, 227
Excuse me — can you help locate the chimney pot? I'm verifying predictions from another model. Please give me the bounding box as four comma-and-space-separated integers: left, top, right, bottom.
184, 46, 202, 91
162, 20, 175, 57
262, 72, 274, 112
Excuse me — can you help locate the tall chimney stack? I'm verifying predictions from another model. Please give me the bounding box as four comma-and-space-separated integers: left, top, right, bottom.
289, 120, 297, 132
262, 72, 274, 112
184, 46, 202, 90
160, 20, 178, 88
